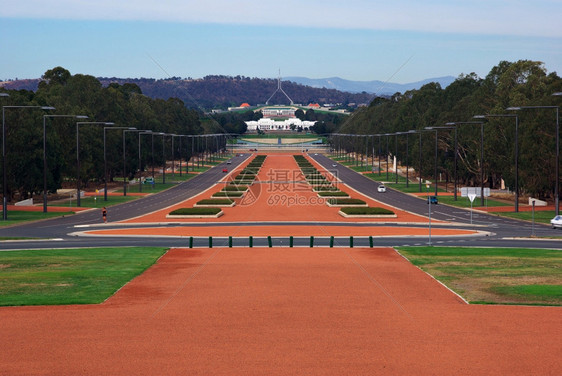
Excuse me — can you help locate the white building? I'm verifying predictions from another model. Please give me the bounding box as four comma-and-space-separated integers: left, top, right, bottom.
246, 118, 316, 131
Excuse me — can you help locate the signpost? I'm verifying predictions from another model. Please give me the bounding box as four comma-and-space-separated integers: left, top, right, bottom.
468, 193, 477, 224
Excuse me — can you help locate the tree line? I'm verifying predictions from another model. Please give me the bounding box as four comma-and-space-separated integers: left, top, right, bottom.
0, 67, 207, 202
337, 60, 562, 201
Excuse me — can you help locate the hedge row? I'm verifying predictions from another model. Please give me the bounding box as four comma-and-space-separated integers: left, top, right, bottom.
340, 207, 395, 215
196, 199, 234, 205
327, 198, 366, 205
169, 207, 222, 215
213, 191, 244, 197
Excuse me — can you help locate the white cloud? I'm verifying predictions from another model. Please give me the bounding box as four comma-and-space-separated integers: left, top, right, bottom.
3, 0, 562, 38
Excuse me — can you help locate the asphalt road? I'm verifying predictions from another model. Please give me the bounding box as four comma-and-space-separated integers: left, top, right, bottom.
0, 152, 561, 250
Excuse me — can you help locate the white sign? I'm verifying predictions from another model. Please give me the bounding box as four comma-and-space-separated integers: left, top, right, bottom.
468, 193, 477, 203
461, 187, 490, 197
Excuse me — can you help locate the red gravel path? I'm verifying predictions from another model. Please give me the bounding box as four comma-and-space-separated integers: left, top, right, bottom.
1, 247, 560, 375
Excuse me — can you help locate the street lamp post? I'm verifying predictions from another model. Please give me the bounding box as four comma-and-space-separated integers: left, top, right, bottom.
385, 133, 390, 181
103, 126, 131, 201
122, 129, 142, 196
426, 126, 458, 199
76, 122, 110, 207
474, 114, 519, 211
43, 114, 88, 212
3, 105, 54, 219
170, 134, 177, 178
508, 104, 560, 216
161, 133, 168, 184
446, 121, 485, 205
138, 131, 152, 193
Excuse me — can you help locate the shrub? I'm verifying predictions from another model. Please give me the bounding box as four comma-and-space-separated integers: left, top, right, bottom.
196, 199, 234, 205
223, 185, 248, 191
213, 191, 244, 198
169, 207, 222, 215
327, 198, 366, 205
317, 191, 348, 197
340, 207, 395, 215
312, 186, 338, 191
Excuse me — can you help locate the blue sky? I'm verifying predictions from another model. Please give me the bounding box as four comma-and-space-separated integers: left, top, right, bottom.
1, 0, 561, 83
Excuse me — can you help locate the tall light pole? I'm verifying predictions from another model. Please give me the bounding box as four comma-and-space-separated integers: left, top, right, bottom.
160, 133, 169, 184
474, 114, 519, 211
427, 126, 458, 199
104, 126, 132, 201
385, 133, 391, 181
3, 104, 54, 219
170, 134, 177, 178
43, 114, 88, 212
138, 131, 152, 193
446, 121, 485, 205
507, 105, 559, 216
76, 122, 109, 207
122, 129, 141, 196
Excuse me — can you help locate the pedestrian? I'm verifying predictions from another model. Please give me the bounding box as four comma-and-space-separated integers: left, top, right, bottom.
102, 207, 107, 223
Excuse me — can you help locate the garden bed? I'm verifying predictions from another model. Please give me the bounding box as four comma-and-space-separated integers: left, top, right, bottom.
167, 207, 224, 218
338, 207, 396, 217
326, 198, 368, 207
194, 199, 235, 207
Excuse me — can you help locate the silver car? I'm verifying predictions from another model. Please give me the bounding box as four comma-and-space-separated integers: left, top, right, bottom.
550, 215, 562, 229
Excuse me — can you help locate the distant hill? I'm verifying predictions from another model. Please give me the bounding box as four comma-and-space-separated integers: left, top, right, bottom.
285, 76, 456, 95
0, 74, 456, 109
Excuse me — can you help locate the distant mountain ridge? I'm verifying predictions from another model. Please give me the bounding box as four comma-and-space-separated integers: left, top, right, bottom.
0, 74, 457, 109
285, 76, 456, 94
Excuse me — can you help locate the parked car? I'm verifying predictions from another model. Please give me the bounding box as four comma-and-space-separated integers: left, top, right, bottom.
551, 215, 562, 229
427, 196, 438, 204
377, 185, 386, 193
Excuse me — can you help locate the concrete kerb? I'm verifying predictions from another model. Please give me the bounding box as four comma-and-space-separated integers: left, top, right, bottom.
69, 230, 493, 238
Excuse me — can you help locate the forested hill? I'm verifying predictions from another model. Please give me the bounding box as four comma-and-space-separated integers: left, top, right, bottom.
1, 76, 374, 110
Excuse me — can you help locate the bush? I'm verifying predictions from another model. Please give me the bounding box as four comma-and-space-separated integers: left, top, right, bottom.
340, 207, 395, 215
169, 207, 222, 215
196, 199, 234, 205
223, 185, 248, 191
312, 186, 338, 191
327, 198, 366, 205
212, 191, 244, 198
317, 191, 348, 197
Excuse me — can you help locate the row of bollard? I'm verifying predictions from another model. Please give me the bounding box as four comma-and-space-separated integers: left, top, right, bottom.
187, 236, 375, 248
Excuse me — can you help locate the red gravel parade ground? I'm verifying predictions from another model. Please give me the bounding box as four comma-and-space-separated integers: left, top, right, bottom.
1, 247, 560, 375
1, 153, 560, 375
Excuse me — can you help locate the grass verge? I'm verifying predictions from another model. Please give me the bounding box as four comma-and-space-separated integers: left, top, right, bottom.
396, 246, 562, 306
0, 247, 167, 306
0, 211, 73, 227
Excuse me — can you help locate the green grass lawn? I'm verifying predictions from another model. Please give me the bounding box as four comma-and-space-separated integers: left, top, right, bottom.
493, 210, 556, 225
397, 246, 562, 306
0, 247, 168, 306
64, 195, 140, 208
0, 210, 73, 227
435, 195, 510, 208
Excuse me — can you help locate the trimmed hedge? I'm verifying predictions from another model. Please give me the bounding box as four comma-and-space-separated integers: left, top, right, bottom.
213, 191, 244, 197
312, 186, 339, 191
232, 179, 254, 185
196, 199, 234, 205
223, 185, 248, 191
317, 191, 348, 197
169, 207, 222, 215
327, 198, 366, 205
340, 207, 395, 215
